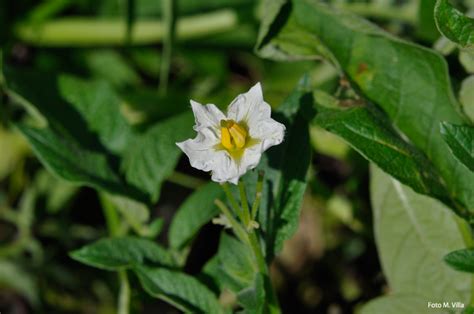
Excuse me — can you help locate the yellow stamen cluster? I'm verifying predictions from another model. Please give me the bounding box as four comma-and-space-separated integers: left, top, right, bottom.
220, 120, 247, 151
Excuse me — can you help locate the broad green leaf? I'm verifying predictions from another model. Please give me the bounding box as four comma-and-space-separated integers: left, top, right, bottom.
5, 66, 135, 155
242, 80, 311, 258
435, 0, 474, 47
370, 166, 469, 305
237, 273, 265, 314
445, 249, 474, 273
58, 75, 133, 154
360, 294, 430, 314
440, 122, 474, 172
258, 0, 474, 212
169, 182, 223, 249
216, 233, 256, 291
4, 66, 103, 146
121, 111, 194, 203
133, 265, 225, 314
199, 234, 257, 296
313, 90, 451, 205
70, 236, 175, 270
201, 255, 242, 294
16, 124, 134, 198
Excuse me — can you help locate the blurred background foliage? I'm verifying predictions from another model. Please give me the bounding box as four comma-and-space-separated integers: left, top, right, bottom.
0, 0, 472, 313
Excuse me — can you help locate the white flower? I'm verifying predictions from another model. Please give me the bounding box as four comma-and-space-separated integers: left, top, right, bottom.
176, 83, 285, 184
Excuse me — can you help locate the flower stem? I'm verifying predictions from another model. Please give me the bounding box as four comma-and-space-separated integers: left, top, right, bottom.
221, 183, 244, 221
238, 181, 252, 227
167, 171, 206, 189
118, 270, 131, 314
100, 193, 130, 314
214, 199, 248, 245
250, 171, 264, 220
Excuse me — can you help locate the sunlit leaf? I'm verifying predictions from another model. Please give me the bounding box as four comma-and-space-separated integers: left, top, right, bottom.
369, 166, 469, 306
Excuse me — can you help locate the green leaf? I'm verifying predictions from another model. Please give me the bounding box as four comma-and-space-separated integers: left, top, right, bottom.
370, 166, 469, 305
258, 0, 474, 212
16, 124, 133, 198
133, 265, 225, 314
444, 249, 474, 273
313, 90, 451, 206
4, 66, 104, 146
360, 294, 429, 314
440, 122, 474, 172
435, 0, 474, 47
169, 182, 223, 249
237, 273, 265, 314
216, 233, 256, 291
70, 236, 175, 271
58, 74, 133, 154
121, 111, 194, 203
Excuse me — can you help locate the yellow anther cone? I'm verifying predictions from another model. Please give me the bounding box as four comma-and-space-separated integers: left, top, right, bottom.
221, 127, 234, 150
228, 123, 247, 149
220, 120, 247, 150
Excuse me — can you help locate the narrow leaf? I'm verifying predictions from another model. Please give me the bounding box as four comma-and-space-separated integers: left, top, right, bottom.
314, 91, 451, 206
169, 182, 223, 249
16, 124, 134, 198
440, 122, 474, 172
444, 249, 474, 273
70, 236, 175, 270
134, 265, 224, 314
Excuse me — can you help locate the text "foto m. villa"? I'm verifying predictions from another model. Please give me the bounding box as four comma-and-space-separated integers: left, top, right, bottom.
427, 302, 464, 309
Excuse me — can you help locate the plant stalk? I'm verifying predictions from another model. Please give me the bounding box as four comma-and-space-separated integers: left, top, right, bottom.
100, 194, 130, 314
15, 10, 237, 46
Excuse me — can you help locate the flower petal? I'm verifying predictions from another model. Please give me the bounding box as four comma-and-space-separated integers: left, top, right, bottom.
190, 100, 225, 132
251, 118, 286, 151
238, 146, 263, 177
176, 129, 219, 172
210, 152, 240, 184
227, 83, 271, 125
